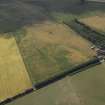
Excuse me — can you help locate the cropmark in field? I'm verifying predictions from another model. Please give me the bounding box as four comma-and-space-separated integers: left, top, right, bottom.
13, 21, 96, 84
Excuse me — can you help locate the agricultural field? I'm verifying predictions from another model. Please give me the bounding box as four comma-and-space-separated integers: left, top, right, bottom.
7, 63, 105, 105
73, 15, 105, 47
0, 33, 32, 101
12, 21, 96, 84
1, 0, 105, 104
79, 15, 105, 34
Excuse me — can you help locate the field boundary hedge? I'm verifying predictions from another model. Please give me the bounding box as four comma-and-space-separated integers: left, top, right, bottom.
0, 57, 101, 105
75, 19, 105, 38
34, 57, 100, 89
64, 19, 105, 47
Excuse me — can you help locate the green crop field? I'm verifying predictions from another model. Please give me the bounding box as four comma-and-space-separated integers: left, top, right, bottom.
7, 63, 105, 105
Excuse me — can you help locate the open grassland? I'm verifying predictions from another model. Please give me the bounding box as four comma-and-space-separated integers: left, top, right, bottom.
0, 34, 32, 101
7, 63, 105, 105
12, 21, 96, 84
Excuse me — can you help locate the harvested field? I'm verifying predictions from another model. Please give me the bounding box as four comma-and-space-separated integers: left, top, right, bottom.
12, 21, 96, 84
0, 34, 32, 101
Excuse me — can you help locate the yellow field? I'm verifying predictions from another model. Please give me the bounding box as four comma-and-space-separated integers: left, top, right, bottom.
79, 15, 105, 32
0, 34, 32, 101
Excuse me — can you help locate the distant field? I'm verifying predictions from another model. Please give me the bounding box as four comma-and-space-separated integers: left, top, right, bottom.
0, 34, 32, 101
12, 21, 96, 84
79, 15, 105, 34
0, 0, 49, 33
76, 15, 105, 46
70, 62, 105, 105
7, 63, 105, 105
